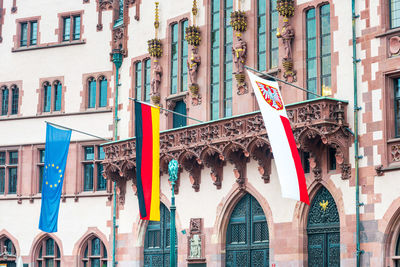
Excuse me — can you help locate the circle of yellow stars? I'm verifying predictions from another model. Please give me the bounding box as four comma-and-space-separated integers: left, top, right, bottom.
44, 163, 63, 189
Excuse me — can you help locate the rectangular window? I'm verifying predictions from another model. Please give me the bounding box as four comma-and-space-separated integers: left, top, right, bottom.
44, 84, 51, 112
328, 147, 337, 170
54, 82, 62, 111
391, 0, 400, 28
223, 0, 233, 118
63, 17, 71, 41
269, 0, 279, 68
170, 23, 179, 94
135, 62, 142, 100
211, 0, 221, 120
1, 88, 9, 116
306, 5, 331, 99
257, 0, 266, 71
82, 146, 106, 192
73, 16, 81, 40
306, 8, 317, 99
181, 20, 189, 92
38, 149, 45, 193
88, 79, 96, 108
62, 14, 81, 42
11, 87, 19, 115
144, 59, 151, 103
395, 78, 400, 137
173, 100, 187, 128
99, 78, 107, 107
30, 21, 38, 45
8, 151, 18, 195
20, 22, 28, 47
0, 169, 4, 194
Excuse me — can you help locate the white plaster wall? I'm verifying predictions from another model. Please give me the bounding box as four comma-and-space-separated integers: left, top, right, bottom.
375, 171, 400, 220
0, 113, 113, 146
329, 173, 356, 215
0, 196, 111, 256
0, 0, 113, 117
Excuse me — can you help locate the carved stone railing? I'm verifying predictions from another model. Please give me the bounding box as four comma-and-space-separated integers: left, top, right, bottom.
102, 97, 351, 204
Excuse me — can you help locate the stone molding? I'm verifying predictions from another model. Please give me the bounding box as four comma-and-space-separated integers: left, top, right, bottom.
102, 98, 350, 204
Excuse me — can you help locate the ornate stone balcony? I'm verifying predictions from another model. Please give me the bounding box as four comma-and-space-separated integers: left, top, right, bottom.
102, 97, 351, 204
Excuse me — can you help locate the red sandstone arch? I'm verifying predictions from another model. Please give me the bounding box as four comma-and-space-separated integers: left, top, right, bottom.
72, 227, 111, 266
29, 232, 64, 265
380, 197, 400, 267
292, 179, 346, 265
212, 182, 274, 264
0, 229, 21, 257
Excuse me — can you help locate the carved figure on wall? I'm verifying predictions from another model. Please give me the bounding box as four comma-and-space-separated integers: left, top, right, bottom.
276, 17, 294, 61
232, 34, 247, 74
150, 59, 162, 105
189, 234, 201, 258
188, 46, 201, 85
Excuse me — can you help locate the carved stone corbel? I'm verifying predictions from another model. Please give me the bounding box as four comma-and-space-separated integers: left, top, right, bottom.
250, 141, 272, 183
181, 154, 203, 192
202, 149, 225, 189
225, 146, 249, 188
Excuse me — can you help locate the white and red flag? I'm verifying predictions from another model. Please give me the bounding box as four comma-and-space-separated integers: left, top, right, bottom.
247, 70, 310, 205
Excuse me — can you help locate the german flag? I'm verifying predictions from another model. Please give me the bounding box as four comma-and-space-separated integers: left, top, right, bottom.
135, 101, 160, 221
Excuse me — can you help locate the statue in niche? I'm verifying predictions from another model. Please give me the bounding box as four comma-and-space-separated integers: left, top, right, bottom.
187, 46, 201, 85
151, 59, 162, 95
232, 33, 247, 74
189, 234, 201, 258
276, 17, 294, 61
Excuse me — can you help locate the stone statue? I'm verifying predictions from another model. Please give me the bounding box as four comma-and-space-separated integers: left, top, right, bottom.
189, 234, 201, 258
187, 47, 201, 85
151, 60, 162, 95
232, 34, 247, 74
276, 17, 294, 60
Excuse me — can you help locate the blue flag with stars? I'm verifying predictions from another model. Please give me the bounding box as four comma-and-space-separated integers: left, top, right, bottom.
39, 124, 71, 233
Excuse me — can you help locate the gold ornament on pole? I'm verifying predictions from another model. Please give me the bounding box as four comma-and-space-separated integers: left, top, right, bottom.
148, 2, 162, 58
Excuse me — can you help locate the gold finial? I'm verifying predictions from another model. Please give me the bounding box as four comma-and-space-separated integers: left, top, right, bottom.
236, 32, 242, 37
154, 2, 160, 38
283, 16, 289, 22
192, 0, 198, 26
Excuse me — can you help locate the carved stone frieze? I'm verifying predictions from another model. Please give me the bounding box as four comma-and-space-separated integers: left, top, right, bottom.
102, 98, 351, 199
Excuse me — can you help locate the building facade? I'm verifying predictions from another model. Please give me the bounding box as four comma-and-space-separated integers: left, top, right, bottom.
0, 0, 400, 266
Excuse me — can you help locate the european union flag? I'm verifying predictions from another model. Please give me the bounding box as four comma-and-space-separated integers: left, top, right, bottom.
39, 124, 71, 233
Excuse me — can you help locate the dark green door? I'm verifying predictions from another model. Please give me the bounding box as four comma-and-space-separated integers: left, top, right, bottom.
226, 194, 269, 267
173, 100, 186, 128
144, 204, 177, 267
307, 187, 340, 267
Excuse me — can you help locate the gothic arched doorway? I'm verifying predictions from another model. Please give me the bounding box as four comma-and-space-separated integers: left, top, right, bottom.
225, 193, 269, 267
144, 203, 177, 267
307, 187, 340, 266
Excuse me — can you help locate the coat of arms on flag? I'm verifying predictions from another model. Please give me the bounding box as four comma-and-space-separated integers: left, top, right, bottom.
255, 81, 284, 111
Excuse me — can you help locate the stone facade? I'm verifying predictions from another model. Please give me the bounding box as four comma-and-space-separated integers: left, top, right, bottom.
0, 0, 400, 266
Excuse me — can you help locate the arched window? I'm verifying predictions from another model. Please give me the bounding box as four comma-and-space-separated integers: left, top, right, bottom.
35, 237, 61, 267
210, 0, 233, 120
144, 203, 177, 267
0, 236, 16, 266
88, 78, 96, 108
11, 85, 19, 115
307, 187, 340, 267
395, 231, 400, 267
1, 86, 9, 116
257, 0, 278, 71
43, 82, 51, 112
54, 81, 62, 111
99, 76, 107, 107
81, 236, 108, 267
226, 193, 269, 266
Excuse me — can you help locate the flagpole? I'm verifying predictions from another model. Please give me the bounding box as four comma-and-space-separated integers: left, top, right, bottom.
129, 98, 204, 123
244, 65, 323, 98
44, 121, 112, 142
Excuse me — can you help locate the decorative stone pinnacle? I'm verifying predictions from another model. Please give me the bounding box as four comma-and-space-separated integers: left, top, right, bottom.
154, 2, 160, 37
